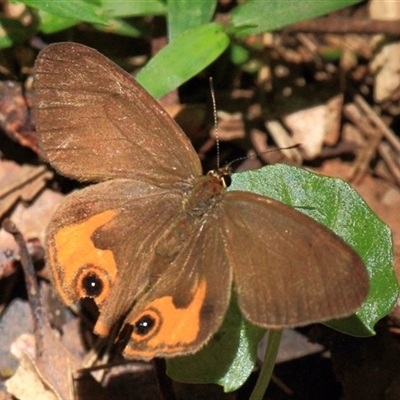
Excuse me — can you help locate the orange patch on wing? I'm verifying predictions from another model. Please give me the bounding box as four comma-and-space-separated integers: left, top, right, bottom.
94, 320, 112, 336
49, 210, 118, 305
125, 280, 207, 359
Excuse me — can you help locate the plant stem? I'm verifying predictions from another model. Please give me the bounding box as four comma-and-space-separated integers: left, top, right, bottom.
249, 329, 283, 400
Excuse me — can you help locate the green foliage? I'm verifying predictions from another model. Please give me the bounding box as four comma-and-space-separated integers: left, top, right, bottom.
8, 0, 363, 95
19, 0, 106, 24
229, 0, 363, 35
136, 22, 229, 98
167, 0, 217, 41
167, 296, 265, 392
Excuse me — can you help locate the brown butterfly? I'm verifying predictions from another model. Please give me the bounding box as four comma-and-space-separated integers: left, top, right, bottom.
34, 42, 369, 360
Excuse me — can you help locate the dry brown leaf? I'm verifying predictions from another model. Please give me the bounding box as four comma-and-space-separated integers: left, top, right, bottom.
0, 164, 53, 218
6, 321, 81, 400
369, 0, 400, 102
0, 81, 38, 153
6, 351, 59, 400
284, 104, 330, 158
0, 188, 63, 279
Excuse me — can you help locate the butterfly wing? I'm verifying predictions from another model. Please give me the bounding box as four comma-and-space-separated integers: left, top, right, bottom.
34, 42, 202, 184
220, 191, 369, 328
46, 178, 186, 335
122, 215, 232, 360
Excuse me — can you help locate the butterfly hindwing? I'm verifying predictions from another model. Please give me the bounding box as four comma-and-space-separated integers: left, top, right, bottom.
123, 211, 232, 360
46, 178, 185, 335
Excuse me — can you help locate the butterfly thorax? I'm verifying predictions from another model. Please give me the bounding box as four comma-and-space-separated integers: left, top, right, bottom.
153, 170, 226, 266
183, 170, 227, 217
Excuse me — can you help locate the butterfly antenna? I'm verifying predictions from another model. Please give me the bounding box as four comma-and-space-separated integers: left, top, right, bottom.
226, 144, 302, 170
209, 77, 220, 169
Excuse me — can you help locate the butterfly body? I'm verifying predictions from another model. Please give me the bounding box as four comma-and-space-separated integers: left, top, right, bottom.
184, 171, 226, 212
34, 43, 369, 361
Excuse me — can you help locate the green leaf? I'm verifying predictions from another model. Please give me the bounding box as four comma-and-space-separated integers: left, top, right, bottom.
230, 164, 398, 336
99, 0, 166, 17
17, 0, 107, 25
34, 0, 166, 33
230, 0, 364, 36
230, 43, 250, 65
136, 22, 229, 98
167, 296, 265, 392
37, 9, 79, 34
93, 18, 144, 38
167, 0, 217, 41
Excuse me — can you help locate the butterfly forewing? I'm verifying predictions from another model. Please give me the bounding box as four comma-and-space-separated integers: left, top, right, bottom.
220, 191, 369, 328
34, 43, 202, 184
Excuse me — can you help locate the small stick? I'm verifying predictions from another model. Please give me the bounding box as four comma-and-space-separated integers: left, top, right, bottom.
354, 95, 400, 153
2, 219, 46, 356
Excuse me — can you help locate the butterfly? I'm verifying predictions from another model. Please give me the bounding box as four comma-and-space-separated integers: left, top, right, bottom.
34, 42, 369, 360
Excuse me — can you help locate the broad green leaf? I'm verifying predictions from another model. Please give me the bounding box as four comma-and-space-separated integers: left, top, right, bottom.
231, 165, 398, 336
167, 0, 217, 41
136, 22, 229, 98
167, 296, 265, 392
230, 0, 364, 36
17, 0, 107, 25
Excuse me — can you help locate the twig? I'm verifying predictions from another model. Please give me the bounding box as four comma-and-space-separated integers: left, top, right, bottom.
378, 142, 400, 186
286, 17, 400, 36
354, 95, 400, 153
343, 102, 382, 182
2, 219, 46, 356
